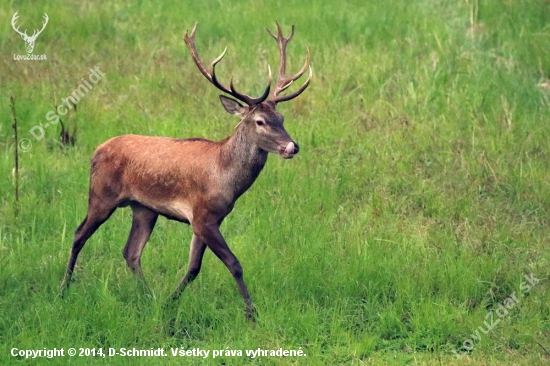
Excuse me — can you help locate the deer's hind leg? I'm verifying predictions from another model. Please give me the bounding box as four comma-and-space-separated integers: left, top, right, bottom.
122, 203, 159, 280
60, 194, 118, 294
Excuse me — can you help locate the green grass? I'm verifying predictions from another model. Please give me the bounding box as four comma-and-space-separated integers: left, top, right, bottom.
1, 0, 550, 364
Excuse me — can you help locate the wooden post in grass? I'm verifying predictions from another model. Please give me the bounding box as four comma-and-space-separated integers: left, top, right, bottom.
59, 100, 77, 147
10, 96, 19, 217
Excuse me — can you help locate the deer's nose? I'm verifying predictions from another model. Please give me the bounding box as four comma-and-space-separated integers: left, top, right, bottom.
293, 142, 300, 154
282, 141, 299, 159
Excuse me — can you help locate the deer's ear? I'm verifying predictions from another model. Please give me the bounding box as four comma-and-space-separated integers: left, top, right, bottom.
219, 95, 246, 117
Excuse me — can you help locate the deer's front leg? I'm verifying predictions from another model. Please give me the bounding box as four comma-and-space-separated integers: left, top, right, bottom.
194, 220, 256, 321
171, 234, 207, 300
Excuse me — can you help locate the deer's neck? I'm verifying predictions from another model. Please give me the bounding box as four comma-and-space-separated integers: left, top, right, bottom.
219, 127, 268, 200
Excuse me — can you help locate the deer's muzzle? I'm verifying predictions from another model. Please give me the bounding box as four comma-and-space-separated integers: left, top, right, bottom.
281, 141, 299, 159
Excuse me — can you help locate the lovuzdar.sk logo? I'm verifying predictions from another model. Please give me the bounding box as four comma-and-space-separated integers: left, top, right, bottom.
11, 11, 48, 61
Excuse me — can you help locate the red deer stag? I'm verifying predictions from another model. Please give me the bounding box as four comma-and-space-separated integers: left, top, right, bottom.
60, 22, 311, 320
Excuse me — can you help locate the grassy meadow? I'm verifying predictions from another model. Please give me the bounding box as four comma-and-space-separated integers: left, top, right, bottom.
1, 0, 550, 364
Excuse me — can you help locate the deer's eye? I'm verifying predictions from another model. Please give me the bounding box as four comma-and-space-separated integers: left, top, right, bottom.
255, 120, 265, 126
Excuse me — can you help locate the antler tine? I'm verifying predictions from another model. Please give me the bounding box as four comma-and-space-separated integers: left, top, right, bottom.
271, 66, 312, 103
267, 21, 312, 103
11, 11, 18, 28
183, 23, 221, 86
183, 22, 271, 106
266, 21, 294, 79
276, 47, 310, 94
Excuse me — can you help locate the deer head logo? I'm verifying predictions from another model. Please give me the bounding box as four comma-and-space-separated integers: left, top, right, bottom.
11, 11, 49, 54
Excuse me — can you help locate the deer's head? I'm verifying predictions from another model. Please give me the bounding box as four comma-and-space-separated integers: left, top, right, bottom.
11, 11, 49, 54
183, 22, 311, 159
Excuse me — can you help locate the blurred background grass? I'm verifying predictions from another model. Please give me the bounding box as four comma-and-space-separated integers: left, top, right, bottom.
1, 0, 549, 364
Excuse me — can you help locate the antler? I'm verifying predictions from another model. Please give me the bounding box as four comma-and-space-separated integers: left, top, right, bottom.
11, 12, 48, 40
183, 22, 272, 106
30, 13, 49, 40
267, 21, 312, 103
11, 11, 27, 38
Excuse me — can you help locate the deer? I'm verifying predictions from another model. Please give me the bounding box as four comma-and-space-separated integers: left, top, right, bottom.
11, 11, 49, 54
60, 22, 311, 321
